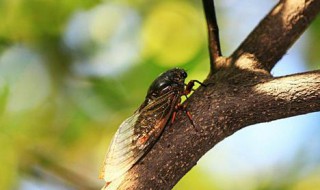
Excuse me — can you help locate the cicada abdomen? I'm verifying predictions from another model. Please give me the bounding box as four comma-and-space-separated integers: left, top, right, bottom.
100, 68, 188, 189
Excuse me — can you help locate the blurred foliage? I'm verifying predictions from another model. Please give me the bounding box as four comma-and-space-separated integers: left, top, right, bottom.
292, 167, 320, 190
174, 167, 218, 190
306, 17, 320, 70
0, 0, 210, 189
0, 0, 100, 42
141, 1, 205, 66
0, 0, 319, 190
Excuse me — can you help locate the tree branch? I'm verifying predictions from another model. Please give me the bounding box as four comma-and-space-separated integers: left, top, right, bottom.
202, 0, 222, 71
107, 0, 320, 189
231, 0, 320, 72
118, 70, 320, 189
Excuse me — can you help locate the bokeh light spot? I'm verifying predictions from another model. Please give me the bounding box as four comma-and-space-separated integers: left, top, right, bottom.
142, 2, 205, 66
0, 45, 50, 113
64, 4, 141, 77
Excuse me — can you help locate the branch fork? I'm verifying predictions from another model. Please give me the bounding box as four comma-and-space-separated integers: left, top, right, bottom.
115, 0, 320, 189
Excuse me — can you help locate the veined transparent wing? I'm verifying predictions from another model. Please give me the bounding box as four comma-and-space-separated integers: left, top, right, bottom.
99, 113, 139, 183
100, 90, 180, 183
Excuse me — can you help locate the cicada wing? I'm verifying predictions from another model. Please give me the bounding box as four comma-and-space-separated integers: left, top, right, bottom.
100, 91, 180, 183
100, 113, 143, 183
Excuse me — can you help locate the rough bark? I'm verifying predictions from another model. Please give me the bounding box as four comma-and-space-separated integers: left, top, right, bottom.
231, 0, 320, 72
117, 0, 320, 189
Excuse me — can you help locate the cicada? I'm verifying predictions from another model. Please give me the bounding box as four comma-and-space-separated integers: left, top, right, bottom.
100, 68, 202, 189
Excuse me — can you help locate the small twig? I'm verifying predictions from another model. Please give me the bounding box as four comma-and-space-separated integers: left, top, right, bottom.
202, 0, 222, 70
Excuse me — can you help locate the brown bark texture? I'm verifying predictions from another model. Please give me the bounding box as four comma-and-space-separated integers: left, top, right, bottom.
118, 0, 320, 189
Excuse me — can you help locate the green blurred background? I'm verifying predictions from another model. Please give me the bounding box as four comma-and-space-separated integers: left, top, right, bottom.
0, 0, 319, 190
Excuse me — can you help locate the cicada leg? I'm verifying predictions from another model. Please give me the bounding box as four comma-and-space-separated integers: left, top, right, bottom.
171, 101, 197, 132
170, 80, 206, 131
181, 80, 207, 130
184, 80, 207, 95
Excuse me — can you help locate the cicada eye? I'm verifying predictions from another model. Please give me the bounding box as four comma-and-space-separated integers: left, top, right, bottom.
182, 71, 187, 78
